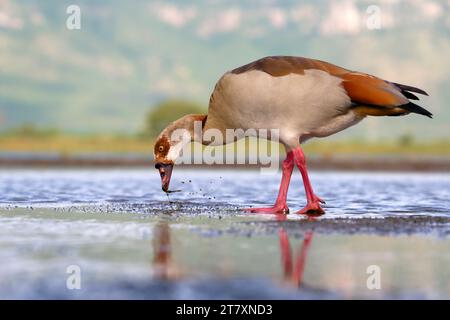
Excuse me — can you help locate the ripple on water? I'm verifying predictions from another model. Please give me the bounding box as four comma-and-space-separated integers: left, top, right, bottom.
0, 169, 449, 218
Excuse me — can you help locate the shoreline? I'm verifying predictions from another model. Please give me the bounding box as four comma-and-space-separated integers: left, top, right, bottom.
0, 153, 450, 171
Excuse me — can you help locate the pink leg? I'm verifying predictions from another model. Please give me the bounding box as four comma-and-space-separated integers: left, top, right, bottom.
279, 228, 314, 287
244, 151, 294, 214
293, 231, 314, 286
292, 146, 325, 216
279, 228, 293, 279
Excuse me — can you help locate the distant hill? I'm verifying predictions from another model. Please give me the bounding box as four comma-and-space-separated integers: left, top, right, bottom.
0, 0, 449, 139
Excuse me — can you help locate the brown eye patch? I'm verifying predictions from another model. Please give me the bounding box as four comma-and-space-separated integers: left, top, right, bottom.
154, 136, 170, 158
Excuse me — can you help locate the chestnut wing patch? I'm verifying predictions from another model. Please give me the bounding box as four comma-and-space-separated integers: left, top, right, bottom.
342, 73, 408, 107
342, 73, 432, 118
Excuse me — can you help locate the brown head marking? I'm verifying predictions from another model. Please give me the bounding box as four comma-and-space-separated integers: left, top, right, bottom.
154, 135, 171, 163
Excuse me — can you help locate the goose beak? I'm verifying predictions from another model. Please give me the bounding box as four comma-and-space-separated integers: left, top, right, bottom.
155, 163, 173, 192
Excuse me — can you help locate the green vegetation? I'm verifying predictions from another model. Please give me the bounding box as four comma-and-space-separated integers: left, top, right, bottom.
143, 100, 205, 138
1, 99, 449, 156
0, 132, 149, 154
302, 139, 450, 156
1, 129, 449, 156
1, 124, 61, 138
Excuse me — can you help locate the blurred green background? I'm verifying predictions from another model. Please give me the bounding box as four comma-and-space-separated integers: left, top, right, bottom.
0, 0, 449, 155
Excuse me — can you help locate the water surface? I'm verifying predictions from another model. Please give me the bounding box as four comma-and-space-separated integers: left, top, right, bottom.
0, 169, 449, 299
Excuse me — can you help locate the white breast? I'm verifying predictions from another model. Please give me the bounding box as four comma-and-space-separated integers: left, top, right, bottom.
207, 69, 361, 148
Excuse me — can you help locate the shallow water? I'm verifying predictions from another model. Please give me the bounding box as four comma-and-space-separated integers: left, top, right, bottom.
1, 169, 449, 217
0, 169, 449, 299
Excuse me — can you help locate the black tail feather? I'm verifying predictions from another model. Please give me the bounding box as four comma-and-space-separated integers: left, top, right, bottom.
400, 102, 433, 118
392, 82, 429, 96
401, 90, 419, 100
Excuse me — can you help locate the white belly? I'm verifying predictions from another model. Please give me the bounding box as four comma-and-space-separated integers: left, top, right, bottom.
207, 69, 363, 148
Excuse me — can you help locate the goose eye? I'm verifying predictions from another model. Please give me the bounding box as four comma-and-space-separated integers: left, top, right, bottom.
158, 145, 164, 152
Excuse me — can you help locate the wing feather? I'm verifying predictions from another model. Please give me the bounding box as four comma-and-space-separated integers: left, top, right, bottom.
231, 56, 432, 117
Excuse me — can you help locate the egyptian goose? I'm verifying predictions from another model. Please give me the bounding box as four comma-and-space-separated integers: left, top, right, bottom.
153, 56, 431, 215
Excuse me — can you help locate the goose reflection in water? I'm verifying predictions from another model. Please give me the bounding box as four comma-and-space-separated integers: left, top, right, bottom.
152, 220, 180, 280
150, 215, 315, 288
275, 214, 315, 288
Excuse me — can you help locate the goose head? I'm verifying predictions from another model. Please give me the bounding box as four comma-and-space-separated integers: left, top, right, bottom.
153, 114, 207, 192
153, 134, 175, 192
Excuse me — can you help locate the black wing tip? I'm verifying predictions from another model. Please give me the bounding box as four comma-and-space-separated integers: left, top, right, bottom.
413, 88, 429, 96
401, 102, 433, 118
402, 91, 419, 100
392, 82, 429, 96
